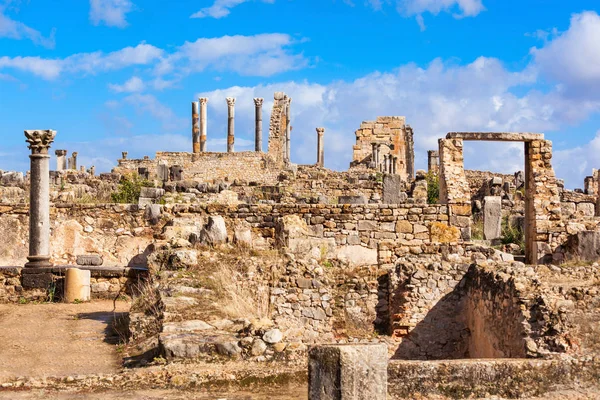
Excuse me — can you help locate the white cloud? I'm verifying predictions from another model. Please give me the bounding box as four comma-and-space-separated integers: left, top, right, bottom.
160, 34, 308, 77
397, 0, 485, 17
190, 0, 275, 19
89, 0, 135, 28
531, 11, 600, 98
124, 93, 187, 131
108, 76, 145, 93
0, 34, 305, 80
554, 131, 600, 189
0, 4, 55, 48
0, 42, 163, 79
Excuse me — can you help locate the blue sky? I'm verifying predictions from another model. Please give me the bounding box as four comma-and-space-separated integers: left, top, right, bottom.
1, 0, 600, 188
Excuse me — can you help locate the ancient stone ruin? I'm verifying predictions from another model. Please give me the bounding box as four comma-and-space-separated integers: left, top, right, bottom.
1, 98, 600, 399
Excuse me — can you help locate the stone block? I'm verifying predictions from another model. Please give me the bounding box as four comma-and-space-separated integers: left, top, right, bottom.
21, 270, 54, 289
483, 196, 502, 240
140, 187, 165, 199
308, 344, 387, 400
76, 254, 103, 266
564, 231, 600, 262
338, 195, 367, 204
357, 220, 378, 231
383, 175, 403, 204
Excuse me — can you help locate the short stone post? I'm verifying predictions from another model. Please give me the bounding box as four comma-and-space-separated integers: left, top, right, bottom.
308, 344, 387, 400
199, 97, 208, 152
316, 127, 325, 167
89, 166, 95, 176
428, 150, 439, 175
286, 98, 292, 162
24, 130, 56, 269
483, 196, 502, 240
226, 97, 235, 153
192, 101, 200, 161
254, 98, 263, 152
55, 150, 67, 171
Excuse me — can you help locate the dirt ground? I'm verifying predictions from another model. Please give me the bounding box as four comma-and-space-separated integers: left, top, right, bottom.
0, 300, 128, 379
0, 389, 307, 399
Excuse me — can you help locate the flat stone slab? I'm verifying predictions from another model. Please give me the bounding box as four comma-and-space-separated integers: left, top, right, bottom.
446, 132, 544, 142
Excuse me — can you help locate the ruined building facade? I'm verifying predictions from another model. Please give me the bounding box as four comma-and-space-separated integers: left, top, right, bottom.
350, 116, 415, 181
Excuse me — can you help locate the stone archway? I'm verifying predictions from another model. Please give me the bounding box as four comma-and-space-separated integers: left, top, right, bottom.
438, 132, 562, 264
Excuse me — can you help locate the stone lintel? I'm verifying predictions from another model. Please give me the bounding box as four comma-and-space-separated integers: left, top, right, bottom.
446, 132, 544, 142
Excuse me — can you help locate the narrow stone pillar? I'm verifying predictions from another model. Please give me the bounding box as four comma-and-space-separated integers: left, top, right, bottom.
392, 156, 397, 175
383, 155, 389, 174
316, 127, 325, 167
370, 143, 377, 169
309, 344, 387, 400
199, 97, 208, 152
483, 196, 502, 240
69, 152, 78, 170
286, 98, 292, 162
24, 130, 56, 268
254, 98, 263, 152
55, 150, 67, 171
226, 97, 235, 153
376, 144, 381, 170
428, 150, 439, 175
122, 151, 128, 160
89, 166, 95, 176
192, 101, 200, 161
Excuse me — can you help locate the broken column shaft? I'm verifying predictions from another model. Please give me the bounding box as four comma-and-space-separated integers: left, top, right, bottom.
55, 150, 67, 171
68, 152, 78, 170
254, 98, 263, 152
316, 127, 325, 167
286, 98, 292, 162
199, 97, 208, 152
192, 101, 200, 161
24, 130, 56, 268
226, 97, 235, 153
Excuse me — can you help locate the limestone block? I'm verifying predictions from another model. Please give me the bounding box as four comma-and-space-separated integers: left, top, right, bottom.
383, 175, 403, 204
576, 202, 595, 217
308, 344, 387, 400
564, 231, 600, 262
76, 254, 103, 266
199, 216, 228, 246
336, 245, 377, 266
338, 195, 367, 204
483, 196, 502, 240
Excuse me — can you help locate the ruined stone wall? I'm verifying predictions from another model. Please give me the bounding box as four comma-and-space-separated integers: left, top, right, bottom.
267, 92, 288, 166
350, 117, 414, 180
114, 151, 279, 185
465, 170, 516, 200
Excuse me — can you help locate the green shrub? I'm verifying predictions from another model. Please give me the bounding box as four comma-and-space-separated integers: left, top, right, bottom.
111, 174, 153, 204
501, 216, 524, 251
426, 171, 439, 204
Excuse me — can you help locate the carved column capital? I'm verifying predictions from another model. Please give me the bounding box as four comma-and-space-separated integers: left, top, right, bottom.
254, 98, 264, 107
199, 97, 208, 105
316, 127, 325, 136
25, 130, 56, 155
55, 149, 67, 157
226, 97, 236, 107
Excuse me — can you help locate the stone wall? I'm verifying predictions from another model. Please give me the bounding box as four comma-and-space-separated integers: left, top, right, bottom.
350, 117, 414, 180
114, 151, 280, 185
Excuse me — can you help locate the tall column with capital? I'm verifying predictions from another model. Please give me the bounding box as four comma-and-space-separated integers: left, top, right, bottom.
192, 101, 200, 161
286, 98, 292, 162
55, 150, 67, 171
254, 98, 263, 152
24, 130, 56, 268
226, 97, 235, 153
316, 127, 325, 167
199, 97, 208, 152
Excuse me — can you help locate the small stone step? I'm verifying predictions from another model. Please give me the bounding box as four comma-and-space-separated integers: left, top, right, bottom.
159, 332, 241, 360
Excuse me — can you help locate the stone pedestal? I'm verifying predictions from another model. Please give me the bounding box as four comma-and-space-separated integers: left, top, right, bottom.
226, 97, 235, 153
254, 98, 263, 152
199, 97, 208, 152
316, 127, 325, 167
308, 344, 387, 400
192, 101, 200, 161
64, 268, 91, 303
24, 130, 56, 269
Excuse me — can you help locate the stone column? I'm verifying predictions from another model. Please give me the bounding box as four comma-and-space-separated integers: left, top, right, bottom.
286, 98, 292, 162
122, 151, 128, 160
192, 101, 200, 161
199, 97, 208, 152
428, 150, 439, 175
55, 150, 67, 171
376, 144, 381, 170
392, 156, 397, 175
254, 98, 263, 152
69, 152, 78, 170
383, 155, 389, 174
371, 143, 377, 169
309, 344, 387, 400
226, 97, 235, 153
24, 130, 56, 268
316, 127, 325, 167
